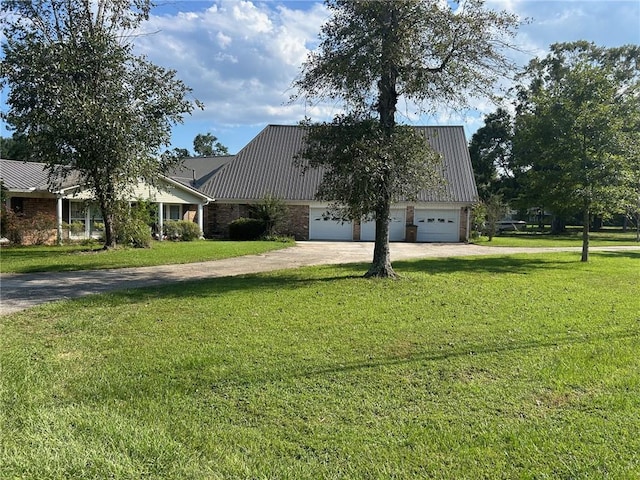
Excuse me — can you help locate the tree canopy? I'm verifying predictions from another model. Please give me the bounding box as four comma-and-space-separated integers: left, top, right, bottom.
1, 0, 198, 248
513, 42, 640, 260
294, 0, 520, 277
193, 132, 229, 157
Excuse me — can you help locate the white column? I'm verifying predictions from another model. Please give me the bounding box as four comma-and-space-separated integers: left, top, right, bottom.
157, 202, 164, 241
197, 203, 204, 237
56, 196, 63, 245
85, 207, 91, 238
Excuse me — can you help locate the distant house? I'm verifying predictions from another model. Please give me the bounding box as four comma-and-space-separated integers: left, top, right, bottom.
0, 158, 212, 244
1, 124, 478, 244
176, 125, 478, 242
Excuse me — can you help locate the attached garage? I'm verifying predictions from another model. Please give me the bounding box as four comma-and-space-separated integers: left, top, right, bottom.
309, 207, 353, 240
360, 208, 406, 241
414, 209, 460, 242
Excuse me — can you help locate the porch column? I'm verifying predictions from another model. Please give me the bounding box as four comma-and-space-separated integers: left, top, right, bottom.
197, 203, 204, 237
157, 202, 164, 241
56, 196, 63, 245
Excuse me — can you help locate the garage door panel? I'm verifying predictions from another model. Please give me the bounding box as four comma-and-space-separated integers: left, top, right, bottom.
309, 208, 353, 240
360, 209, 406, 241
415, 209, 459, 242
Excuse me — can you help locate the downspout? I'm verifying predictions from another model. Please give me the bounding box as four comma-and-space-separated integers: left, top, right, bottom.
465, 206, 471, 243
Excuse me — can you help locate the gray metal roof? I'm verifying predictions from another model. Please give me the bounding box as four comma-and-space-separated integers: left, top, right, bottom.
169, 156, 235, 190
199, 124, 478, 204
0, 159, 53, 192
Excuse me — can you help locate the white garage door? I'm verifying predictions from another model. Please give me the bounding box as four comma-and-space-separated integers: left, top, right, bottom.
415, 209, 460, 242
360, 209, 406, 241
309, 208, 353, 240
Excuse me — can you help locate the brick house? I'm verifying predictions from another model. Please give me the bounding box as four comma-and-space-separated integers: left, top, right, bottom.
0, 158, 212, 244
1, 124, 478, 244
174, 125, 479, 242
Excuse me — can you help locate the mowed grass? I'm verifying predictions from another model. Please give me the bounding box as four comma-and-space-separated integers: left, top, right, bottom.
0, 239, 293, 274
1, 252, 639, 479
474, 227, 639, 247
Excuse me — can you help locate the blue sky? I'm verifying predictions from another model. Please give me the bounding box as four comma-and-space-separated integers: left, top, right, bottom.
2, 0, 639, 154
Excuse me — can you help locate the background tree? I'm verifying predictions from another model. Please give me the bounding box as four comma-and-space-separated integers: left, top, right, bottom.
193, 132, 229, 157
513, 42, 639, 261
468, 108, 518, 202
1, 0, 198, 248
293, 0, 520, 277
0, 134, 30, 161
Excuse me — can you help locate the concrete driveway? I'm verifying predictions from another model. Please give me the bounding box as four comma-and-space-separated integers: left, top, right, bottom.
1, 241, 638, 315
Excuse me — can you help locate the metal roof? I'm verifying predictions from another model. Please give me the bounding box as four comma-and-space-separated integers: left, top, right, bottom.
169, 156, 234, 190
198, 124, 478, 203
0, 159, 55, 192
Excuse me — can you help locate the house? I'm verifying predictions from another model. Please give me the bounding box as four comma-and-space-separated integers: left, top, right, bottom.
177, 125, 478, 242
1, 124, 478, 244
0, 158, 212, 244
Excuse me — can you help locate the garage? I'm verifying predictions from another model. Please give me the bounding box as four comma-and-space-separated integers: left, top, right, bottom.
360, 208, 407, 241
309, 207, 353, 240
414, 209, 460, 242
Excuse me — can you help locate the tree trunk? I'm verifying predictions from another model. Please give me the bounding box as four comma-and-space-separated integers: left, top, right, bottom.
102, 211, 116, 249
581, 208, 590, 262
365, 196, 396, 278
365, 3, 399, 279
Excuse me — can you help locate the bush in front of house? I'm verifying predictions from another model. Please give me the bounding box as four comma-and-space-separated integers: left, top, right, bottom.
228, 217, 266, 240
163, 220, 201, 241
1, 210, 56, 245
114, 201, 153, 248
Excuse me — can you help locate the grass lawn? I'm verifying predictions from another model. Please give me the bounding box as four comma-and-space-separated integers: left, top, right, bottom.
0, 239, 293, 274
1, 251, 639, 478
473, 227, 639, 247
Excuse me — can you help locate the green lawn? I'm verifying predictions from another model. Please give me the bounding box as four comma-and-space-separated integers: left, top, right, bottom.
0, 239, 293, 274
2, 252, 639, 479
474, 227, 639, 247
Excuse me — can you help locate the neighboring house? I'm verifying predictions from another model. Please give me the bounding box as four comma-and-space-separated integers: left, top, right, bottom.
1, 124, 479, 244
177, 125, 478, 242
0, 158, 212, 244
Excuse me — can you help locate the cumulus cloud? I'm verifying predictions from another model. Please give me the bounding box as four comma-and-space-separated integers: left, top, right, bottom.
134, 0, 328, 132
6, 0, 631, 148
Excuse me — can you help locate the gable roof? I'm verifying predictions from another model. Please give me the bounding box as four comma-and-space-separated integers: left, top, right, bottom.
0, 159, 80, 193
169, 155, 235, 190
1, 158, 213, 202
196, 124, 478, 204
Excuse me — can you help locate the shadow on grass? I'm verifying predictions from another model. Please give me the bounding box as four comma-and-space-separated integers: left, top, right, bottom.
78, 254, 578, 310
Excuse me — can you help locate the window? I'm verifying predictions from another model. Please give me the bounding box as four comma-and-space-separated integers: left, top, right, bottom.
164, 204, 182, 221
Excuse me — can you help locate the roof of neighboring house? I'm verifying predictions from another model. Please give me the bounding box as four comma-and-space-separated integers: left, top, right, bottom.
195, 124, 478, 203
0, 158, 83, 193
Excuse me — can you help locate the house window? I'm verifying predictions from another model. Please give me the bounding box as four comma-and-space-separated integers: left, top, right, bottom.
164, 204, 182, 221
69, 202, 86, 231
69, 202, 103, 236
10, 197, 24, 213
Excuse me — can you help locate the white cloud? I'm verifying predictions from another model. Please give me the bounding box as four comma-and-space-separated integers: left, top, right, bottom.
5, 0, 635, 150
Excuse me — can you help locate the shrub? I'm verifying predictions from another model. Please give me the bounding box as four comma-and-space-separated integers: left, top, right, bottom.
229, 217, 266, 240
1, 210, 56, 245
163, 220, 201, 241
249, 194, 287, 236
114, 201, 153, 248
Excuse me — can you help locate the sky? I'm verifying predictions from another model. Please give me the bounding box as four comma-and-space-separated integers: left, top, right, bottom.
1, 0, 639, 154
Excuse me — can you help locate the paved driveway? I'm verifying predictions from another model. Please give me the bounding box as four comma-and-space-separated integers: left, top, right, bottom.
1, 241, 638, 315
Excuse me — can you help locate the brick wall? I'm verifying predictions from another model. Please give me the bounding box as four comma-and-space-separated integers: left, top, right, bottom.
281, 205, 309, 240
203, 203, 310, 240
6, 196, 58, 245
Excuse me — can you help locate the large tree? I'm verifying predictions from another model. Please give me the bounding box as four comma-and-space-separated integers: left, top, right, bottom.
514, 42, 640, 261
468, 108, 518, 202
1, 0, 197, 248
193, 132, 229, 157
293, 0, 520, 277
